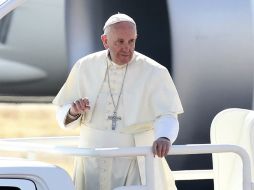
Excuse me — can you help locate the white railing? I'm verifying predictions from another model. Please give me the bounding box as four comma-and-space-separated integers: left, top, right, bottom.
0, 138, 253, 190
0, 139, 155, 190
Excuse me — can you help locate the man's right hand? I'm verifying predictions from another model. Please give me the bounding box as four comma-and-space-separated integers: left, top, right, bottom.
69, 97, 90, 116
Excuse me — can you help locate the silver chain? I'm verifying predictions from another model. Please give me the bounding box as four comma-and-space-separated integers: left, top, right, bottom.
106, 59, 128, 113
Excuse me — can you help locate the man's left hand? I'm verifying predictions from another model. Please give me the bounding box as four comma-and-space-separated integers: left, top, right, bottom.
152, 137, 171, 157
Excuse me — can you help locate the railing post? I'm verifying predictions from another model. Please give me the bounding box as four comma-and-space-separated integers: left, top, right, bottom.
145, 154, 155, 190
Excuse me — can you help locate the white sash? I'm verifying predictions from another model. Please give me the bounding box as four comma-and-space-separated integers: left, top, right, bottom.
79, 125, 135, 148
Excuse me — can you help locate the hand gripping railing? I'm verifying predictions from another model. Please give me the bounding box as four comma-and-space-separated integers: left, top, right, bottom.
0, 140, 253, 190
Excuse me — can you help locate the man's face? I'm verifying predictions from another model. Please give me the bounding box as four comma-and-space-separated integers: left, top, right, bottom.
101, 22, 137, 65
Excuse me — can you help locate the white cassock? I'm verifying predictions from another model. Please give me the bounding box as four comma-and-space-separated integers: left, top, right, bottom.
53, 50, 184, 190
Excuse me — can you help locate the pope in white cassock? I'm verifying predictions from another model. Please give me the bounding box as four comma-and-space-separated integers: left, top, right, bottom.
53, 13, 184, 190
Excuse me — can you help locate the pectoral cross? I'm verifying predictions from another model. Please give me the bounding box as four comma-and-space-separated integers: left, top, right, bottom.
108, 111, 121, 130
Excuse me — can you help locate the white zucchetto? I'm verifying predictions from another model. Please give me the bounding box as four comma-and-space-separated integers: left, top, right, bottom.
103, 13, 136, 31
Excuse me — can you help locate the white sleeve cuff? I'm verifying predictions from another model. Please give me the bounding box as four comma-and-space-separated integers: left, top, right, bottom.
154, 114, 179, 144
56, 104, 81, 129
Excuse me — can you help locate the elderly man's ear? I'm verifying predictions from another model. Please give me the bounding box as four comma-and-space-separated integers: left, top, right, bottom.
101, 35, 109, 49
